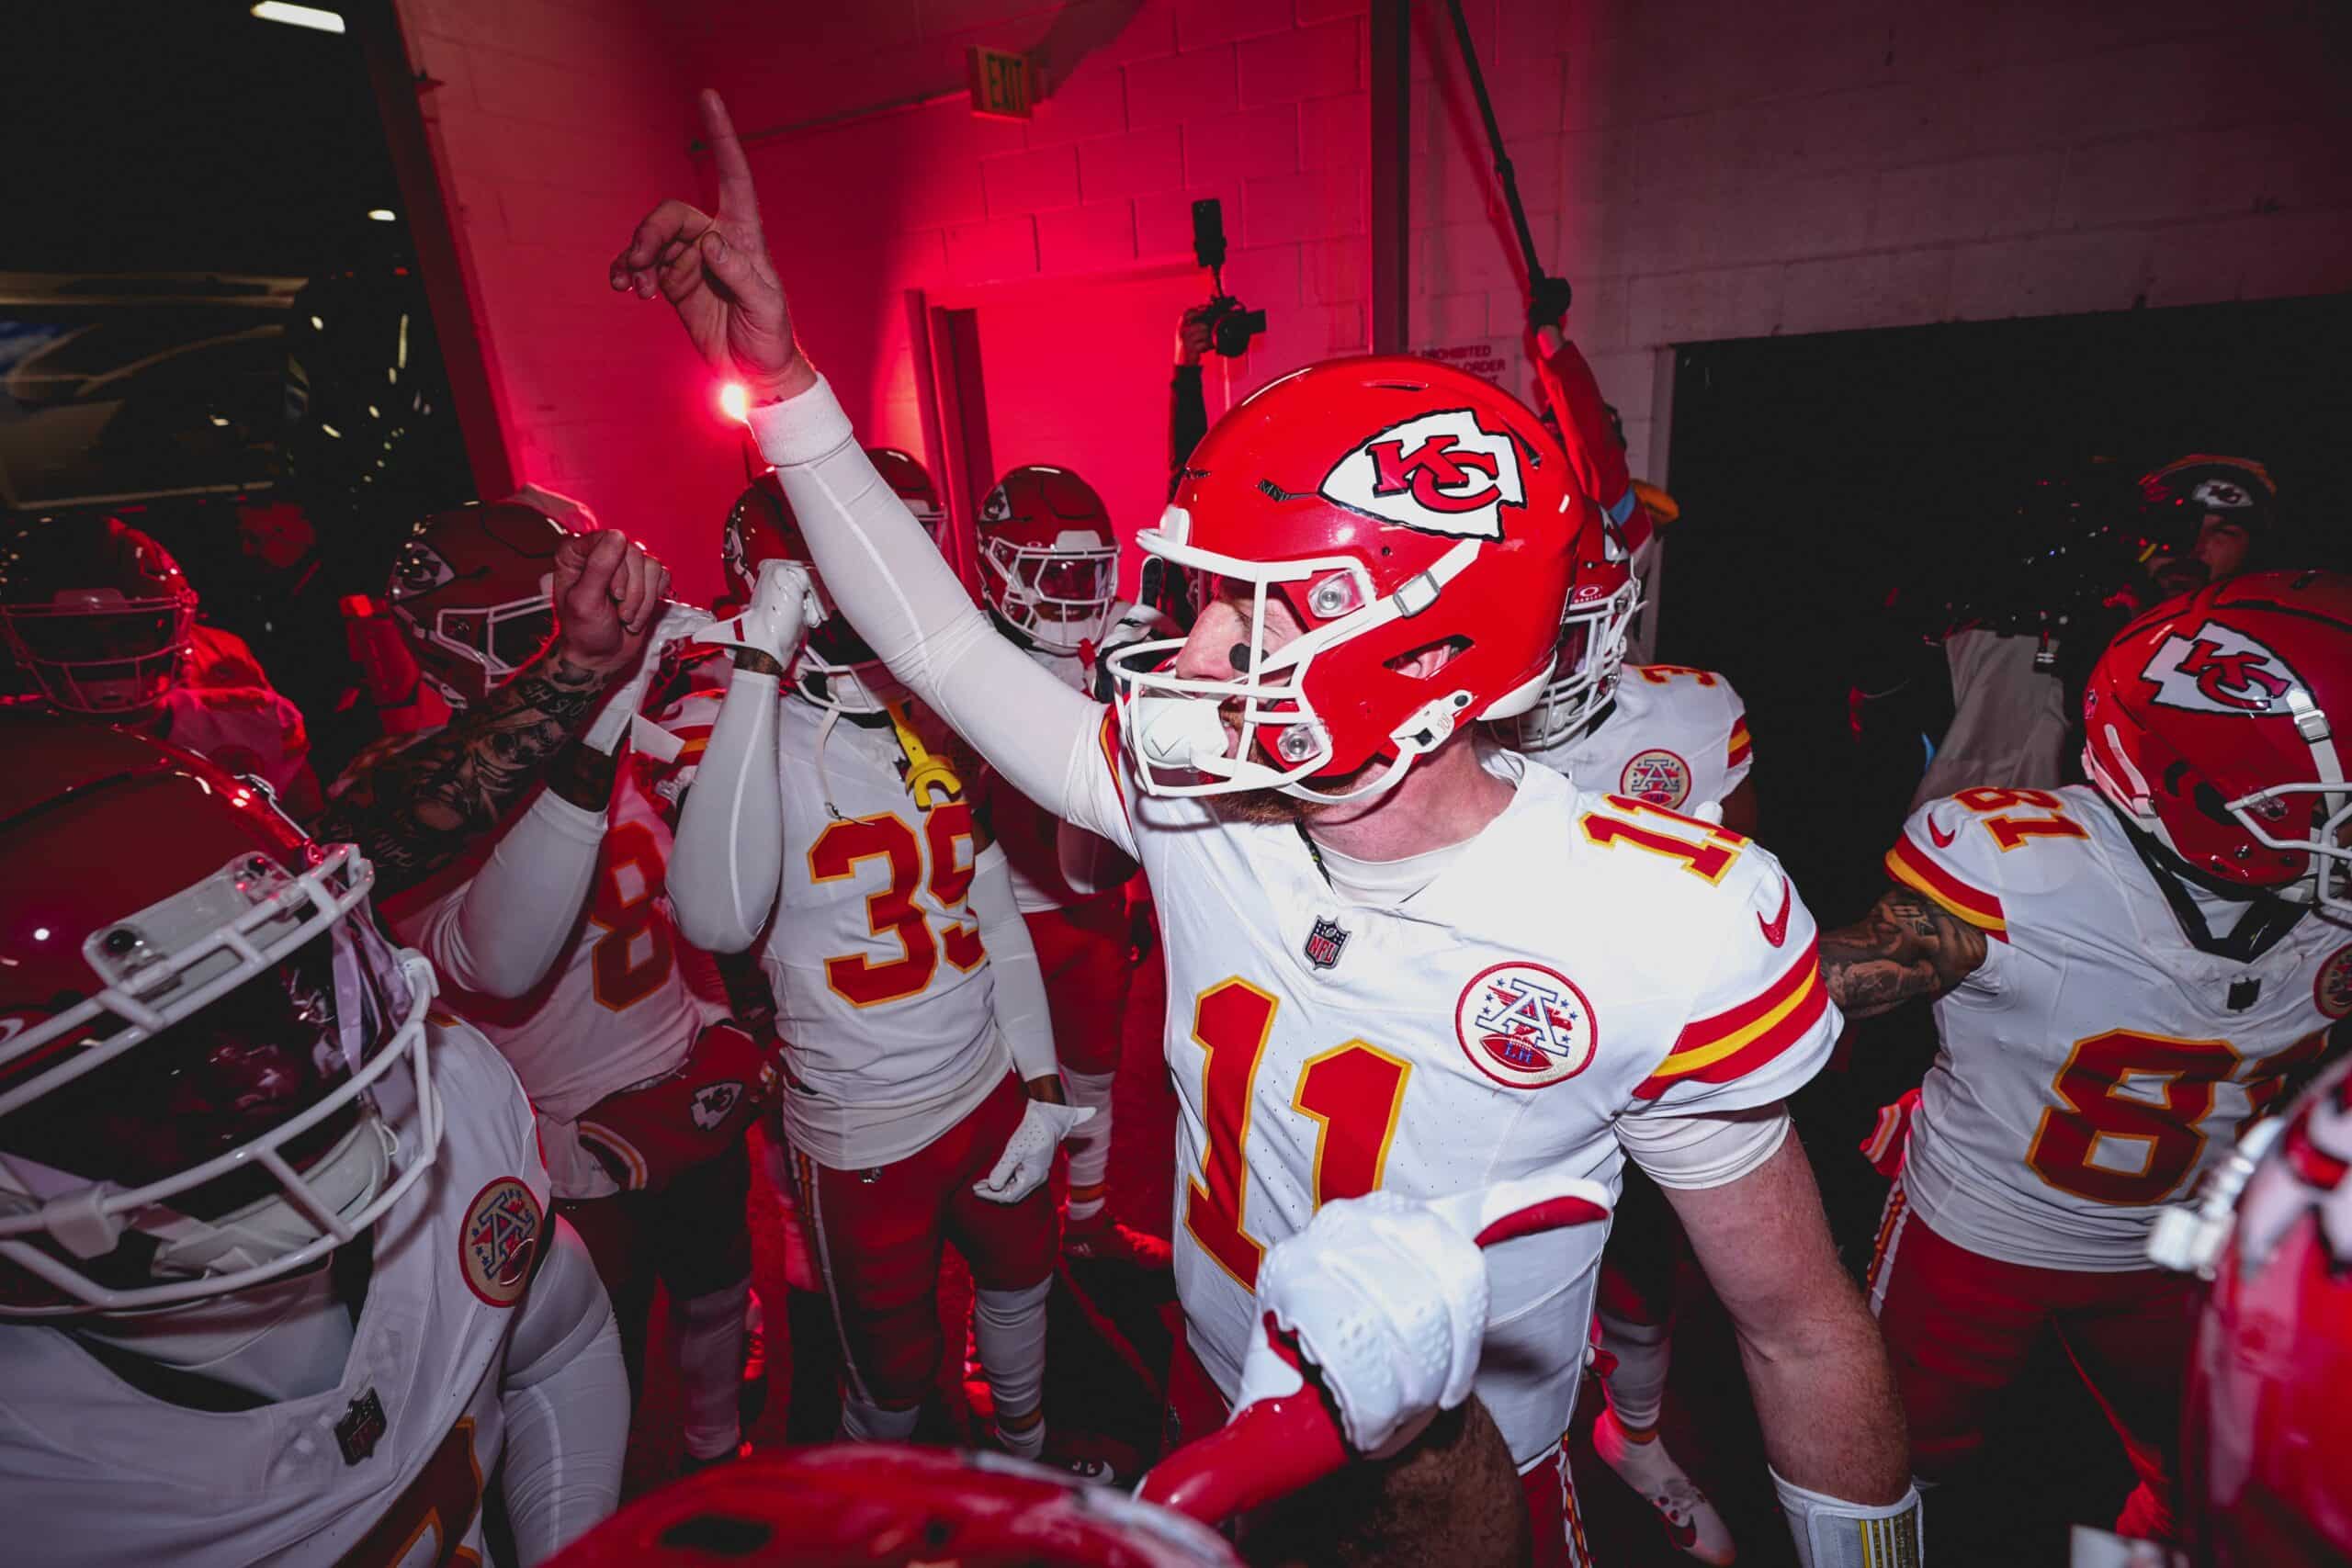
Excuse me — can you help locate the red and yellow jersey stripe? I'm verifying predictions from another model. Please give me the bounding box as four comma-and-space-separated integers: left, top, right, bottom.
1883, 833, 2007, 941
1097, 706, 1132, 825
1634, 939, 1830, 1100
1725, 716, 1753, 770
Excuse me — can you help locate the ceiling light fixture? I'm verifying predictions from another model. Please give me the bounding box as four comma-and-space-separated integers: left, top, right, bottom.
251, 3, 345, 34
367, 209, 396, 222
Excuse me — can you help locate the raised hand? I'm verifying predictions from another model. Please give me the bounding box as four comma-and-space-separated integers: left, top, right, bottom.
552, 529, 673, 674
610, 90, 813, 402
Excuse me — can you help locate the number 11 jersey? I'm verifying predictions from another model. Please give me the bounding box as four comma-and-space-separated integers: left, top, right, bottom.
1885, 784, 2348, 1271
1074, 733, 1838, 1470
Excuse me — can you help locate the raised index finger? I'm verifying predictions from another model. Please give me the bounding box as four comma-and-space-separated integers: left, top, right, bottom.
699, 89, 760, 224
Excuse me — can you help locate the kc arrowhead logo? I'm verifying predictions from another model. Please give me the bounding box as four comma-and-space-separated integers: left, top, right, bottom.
2143, 621, 2302, 716
1320, 409, 1526, 540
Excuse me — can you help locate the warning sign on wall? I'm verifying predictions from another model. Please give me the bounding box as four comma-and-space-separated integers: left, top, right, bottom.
1409, 337, 1531, 410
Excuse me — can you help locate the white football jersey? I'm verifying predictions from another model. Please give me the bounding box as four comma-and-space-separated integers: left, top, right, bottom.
662, 682, 1007, 1169
1069, 728, 1836, 1468
386, 769, 718, 1199
0, 1022, 554, 1567
1519, 664, 1752, 812
1886, 784, 2348, 1270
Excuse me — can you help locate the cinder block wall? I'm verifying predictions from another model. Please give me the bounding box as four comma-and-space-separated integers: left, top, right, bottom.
399, 0, 2352, 578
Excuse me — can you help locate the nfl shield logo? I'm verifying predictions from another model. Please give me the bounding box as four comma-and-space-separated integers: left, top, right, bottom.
334, 1387, 388, 1465
1304, 916, 1350, 970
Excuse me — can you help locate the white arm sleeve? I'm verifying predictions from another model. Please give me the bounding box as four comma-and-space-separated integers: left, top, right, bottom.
501, 1217, 628, 1563
1616, 1102, 1792, 1190
666, 666, 785, 953
967, 840, 1057, 1082
748, 379, 1130, 852
410, 791, 605, 998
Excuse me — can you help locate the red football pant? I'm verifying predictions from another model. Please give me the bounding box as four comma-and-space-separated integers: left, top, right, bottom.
792, 1072, 1056, 1412
1163, 1326, 1589, 1567
1027, 894, 1131, 1076
1867, 1179, 2198, 1540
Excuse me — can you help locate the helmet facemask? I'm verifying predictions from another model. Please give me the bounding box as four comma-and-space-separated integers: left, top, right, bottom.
0, 844, 440, 1315
1110, 514, 1510, 803
386, 539, 555, 709
0, 588, 197, 716
980, 533, 1118, 654
1505, 577, 1642, 750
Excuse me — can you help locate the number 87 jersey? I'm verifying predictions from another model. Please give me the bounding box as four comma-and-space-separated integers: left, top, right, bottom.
1883, 783, 2346, 1271
1092, 744, 1839, 1472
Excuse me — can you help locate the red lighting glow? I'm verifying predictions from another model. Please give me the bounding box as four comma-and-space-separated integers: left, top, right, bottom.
718, 382, 750, 423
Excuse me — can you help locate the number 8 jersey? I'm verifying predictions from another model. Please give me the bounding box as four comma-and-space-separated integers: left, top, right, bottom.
1884, 784, 2347, 1270
1080, 736, 1838, 1471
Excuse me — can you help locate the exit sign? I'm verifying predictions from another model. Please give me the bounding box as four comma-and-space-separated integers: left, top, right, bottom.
967, 46, 1034, 120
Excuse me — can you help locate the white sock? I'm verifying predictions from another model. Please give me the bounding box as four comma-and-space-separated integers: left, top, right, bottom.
839, 1394, 922, 1443
1063, 1067, 1116, 1222
1597, 1308, 1670, 1433
669, 1275, 751, 1461
975, 1277, 1051, 1456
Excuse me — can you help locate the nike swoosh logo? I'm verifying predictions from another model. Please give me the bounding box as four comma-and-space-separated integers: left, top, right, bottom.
1927, 815, 1956, 849
1758, 875, 1792, 947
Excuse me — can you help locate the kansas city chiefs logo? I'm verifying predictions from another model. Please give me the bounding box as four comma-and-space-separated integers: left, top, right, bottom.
980, 485, 1012, 523
1320, 410, 1525, 540
2190, 478, 2253, 511
690, 1080, 745, 1132
2143, 621, 2304, 716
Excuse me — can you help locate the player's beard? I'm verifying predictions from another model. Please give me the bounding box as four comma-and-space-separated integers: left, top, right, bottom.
1204, 754, 1389, 827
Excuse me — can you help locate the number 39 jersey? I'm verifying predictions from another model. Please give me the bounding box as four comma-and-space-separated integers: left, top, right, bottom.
1884, 784, 2348, 1271
384, 769, 717, 1197
664, 682, 1006, 1170
1077, 734, 1838, 1469
1517, 664, 1752, 812
0, 1023, 552, 1566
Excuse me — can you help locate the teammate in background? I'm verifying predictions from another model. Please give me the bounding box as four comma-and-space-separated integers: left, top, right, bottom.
2139, 1050, 2352, 1567
0, 513, 323, 818
1498, 332, 1751, 1564
975, 462, 1168, 1266
0, 520, 664, 1562
1817, 570, 2352, 1542
364, 498, 772, 1472
663, 473, 1091, 1467
613, 89, 1917, 1567
2136, 454, 2278, 604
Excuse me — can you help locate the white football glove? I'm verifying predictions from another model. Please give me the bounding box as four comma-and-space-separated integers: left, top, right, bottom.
696, 558, 823, 666
971, 1100, 1095, 1204
1233, 1174, 1612, 1461
582, 601, 713, 754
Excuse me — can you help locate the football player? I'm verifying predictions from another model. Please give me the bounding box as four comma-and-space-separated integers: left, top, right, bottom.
1494, 370, 1749, 1562
613, 89, 1918, 1568
368, 498, 770, 1471
0, 719, 629, 1564
974, 462, 1169, 1267
1818, 570, 2352, 1542
662, 471, 1088, 1467
2137, 454, 2276, 602
0, 513, 322, 818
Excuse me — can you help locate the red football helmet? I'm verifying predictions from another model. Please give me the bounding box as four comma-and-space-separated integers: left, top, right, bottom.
1500, 499, 1641, 750
2149, 1054, 2352, 1564
547, 1447, 1236, 1568
2081, 570, 2352, 912
1111, 355, 1581, 800
0, 713, 440, 1314
868, 446, 946, 540
0, 514, 198, 715
978, 464, 1119, 654
725, 472, 906, 715
385, 496, 581, 707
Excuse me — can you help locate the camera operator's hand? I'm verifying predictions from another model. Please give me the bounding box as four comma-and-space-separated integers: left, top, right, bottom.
1175, 305, 1216, 368
610, 90, 815, 405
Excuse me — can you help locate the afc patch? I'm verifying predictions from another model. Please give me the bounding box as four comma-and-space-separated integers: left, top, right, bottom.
458, 1176, 543, 1308
2316, 946, 2352, 1020
1455, 961, 1598, 1089
1619, 748, 1692, 807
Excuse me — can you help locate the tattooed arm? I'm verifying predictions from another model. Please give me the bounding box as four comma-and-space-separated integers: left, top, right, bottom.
1816, 885, 1990, 1020
317, 529, 670, 898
